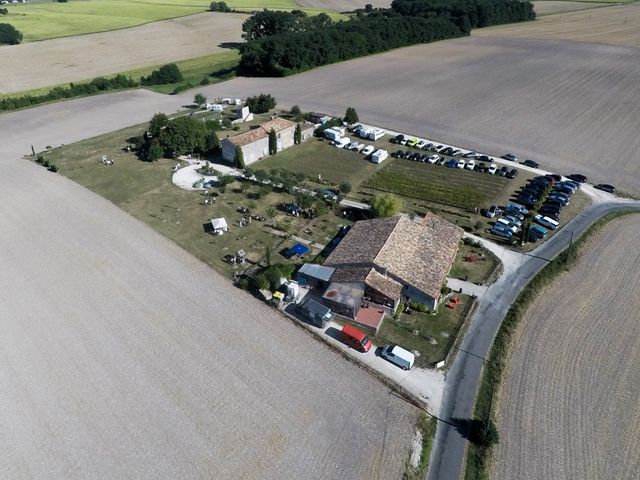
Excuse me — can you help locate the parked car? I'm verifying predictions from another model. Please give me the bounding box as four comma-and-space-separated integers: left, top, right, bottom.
491, 223, 513, 239
392, 150, 403, 158
522, 159, 540, 168
424, 143, 434, 151
554, 185, 575, 196
594, 183, 616, 193
534, 214, 560, 230
539, 209, 560, 221
488, 164, 498, 174
568, 173, 588, 183
477, 162, 486, 172
502, 153, 518, 162
483, 205, 503, 218
496, 217, 519, 233
346, 142, 360, 150
503, 208, 524, 221
502, 214, 522, 227
355, 144, 366, 153
437, 157, 447, 165
340, 324, 372, 353
416, 140, 427, 149
498, 166, 509, 176
391, 134, 404, 144
428, 155, 439, 164
407, 138, 418, 147
380, 344, 415, 370
464, 151, 479, 158
362, 145, 375, 156
506, 168, 519, 179
528, 225, 548, 241
410, 152, 421, 161
478, 155, 491, 162
547, 173, 562, 182
447, 159, 458, 168
457, 159, 466, 169
465, 159, 476, 170
506, 203, 529, 215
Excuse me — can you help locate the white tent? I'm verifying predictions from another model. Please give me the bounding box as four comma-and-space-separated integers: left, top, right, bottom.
211, 217, 228, 235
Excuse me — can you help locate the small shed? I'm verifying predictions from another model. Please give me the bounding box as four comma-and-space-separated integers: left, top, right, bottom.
284, 243, 309, 259
298, 299, 334, 328
210, 217, 228, 235
297, 263, 336, 288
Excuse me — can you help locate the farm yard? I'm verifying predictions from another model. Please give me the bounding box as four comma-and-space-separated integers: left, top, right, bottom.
475, 3, 640, 47
0, 13, 246, 95
492, 215, 640, 480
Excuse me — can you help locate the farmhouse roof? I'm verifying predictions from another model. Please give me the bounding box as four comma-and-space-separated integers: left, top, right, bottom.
326, 213, 464, 300
225, 118, 296, 147
365, 269, 403, 301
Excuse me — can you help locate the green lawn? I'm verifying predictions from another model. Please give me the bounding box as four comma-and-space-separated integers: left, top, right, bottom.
40, 122, 350, 277
4, 0, 344, 41
376, 295, 473, 366
449, 242, 500, 285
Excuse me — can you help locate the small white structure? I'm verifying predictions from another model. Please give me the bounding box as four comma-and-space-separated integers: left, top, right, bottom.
234, 106, 253, 123
371, 149, 389, 164
324, 128, 342, 142
206, 103, 224, 112
286, 281, 300, 303
210, 217, 229, 235
334, 137, 350, 149
368, 128, 385, 141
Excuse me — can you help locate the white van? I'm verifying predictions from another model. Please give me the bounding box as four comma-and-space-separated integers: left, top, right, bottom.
324, 128, 341, 142
333, 137, 350, 149
534, 214, 559, 230
368, 129, 385, 141
496, 217, 518, 233
380, 344, 415, 370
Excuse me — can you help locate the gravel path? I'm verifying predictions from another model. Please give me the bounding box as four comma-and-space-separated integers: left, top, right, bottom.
0, 95, 416, 480
492, 215, 640, 480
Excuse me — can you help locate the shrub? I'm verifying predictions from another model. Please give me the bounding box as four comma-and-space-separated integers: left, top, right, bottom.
48, 164, 58, 172
370, 193, 402, 218
0, 8, 8, 15
141, 64, 183, 85
210, 1, 231, 12
246, 93, 276, 113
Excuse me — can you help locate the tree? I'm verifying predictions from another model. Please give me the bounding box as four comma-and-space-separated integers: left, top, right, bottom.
370, 193, 402, 218
294, 124, 302, 144
0, 23, 23, 45
146, 140, 165, 161
265, 245, 272, 267
365, 4, 373, 12
241, 10, 307, 41
148, 113, 169, 137
218, 175, 236, 187
194, 93, 207, 108
158, 116, 208, 156
141, 63, 183, 85
344, 107, 359, 124
209, 1, 230, 12
290, 105, 301, 115
245, 93, 277, 114
339, 181, 352, 195
0, 8, 8, 15
206, 131, 220, 153
268, 128, 277, 155
235, 144, 245, 169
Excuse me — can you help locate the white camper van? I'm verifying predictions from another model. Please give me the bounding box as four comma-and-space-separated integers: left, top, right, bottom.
380, 344, 415, 370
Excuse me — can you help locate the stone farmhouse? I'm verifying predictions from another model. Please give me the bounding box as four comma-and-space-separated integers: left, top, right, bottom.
221, 118, 314, 166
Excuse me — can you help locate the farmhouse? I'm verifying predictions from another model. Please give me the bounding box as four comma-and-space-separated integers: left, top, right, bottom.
320, 213, 464, 320
221, 118, 314, 165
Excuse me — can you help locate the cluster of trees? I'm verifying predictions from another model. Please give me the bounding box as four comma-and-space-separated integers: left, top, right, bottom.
370, 193, 403, 218
0, 74, 137, 112
245, 93, 277, 113
251, 263, 295, 292
141, 63, 184, 85
0, 8, 8, 15
245, 167, 306, 194
133, 113, 220, 161
209, 1, 231, 12
239, 0, 534, 76
0, 23, 22, 45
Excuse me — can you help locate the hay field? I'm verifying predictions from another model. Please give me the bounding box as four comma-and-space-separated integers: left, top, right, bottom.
532, 1, 609, 16
491, 215, 640, 480
0, 12, 245, 94
295, 0, 390, 10
196, 35, 640, 195
475, 3, 640, 47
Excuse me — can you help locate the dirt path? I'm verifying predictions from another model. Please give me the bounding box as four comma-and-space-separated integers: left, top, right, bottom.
0, 12, 246, 95
492, 215, 640, 480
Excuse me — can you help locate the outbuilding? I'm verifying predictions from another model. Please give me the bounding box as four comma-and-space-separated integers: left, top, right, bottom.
210, 217, 229, 235
371, 149, 389, 164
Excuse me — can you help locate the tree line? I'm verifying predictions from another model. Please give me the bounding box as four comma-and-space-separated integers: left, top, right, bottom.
239, 0, 534, 76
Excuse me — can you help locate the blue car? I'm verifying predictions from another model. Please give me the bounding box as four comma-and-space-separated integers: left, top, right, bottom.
447, 159, 458, 168
528, 225, 547, 241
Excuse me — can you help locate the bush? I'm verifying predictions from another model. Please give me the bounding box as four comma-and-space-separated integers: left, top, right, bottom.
141, 63, 183, 85
245, 93, 276, 113
370, 193, 402, 218
394, 302, 405, 319
290, 105, 301, 115
209, 1, 231, 12
0, 8, 8, 15
48, 164, 58, 172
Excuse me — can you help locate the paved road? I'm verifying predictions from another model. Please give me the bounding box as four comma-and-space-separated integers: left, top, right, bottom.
0, 91, 416, 479
426, 199, 640, 480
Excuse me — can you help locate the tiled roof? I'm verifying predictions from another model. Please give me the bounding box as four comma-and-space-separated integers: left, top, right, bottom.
365, 269, 403, 300
226, 117, 296, 147
326, 213, 464, 301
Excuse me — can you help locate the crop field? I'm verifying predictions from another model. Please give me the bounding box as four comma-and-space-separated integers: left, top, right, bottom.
532, 1, 609, 16
474, 3, 640, 47
0, 12, 246, 95
364, 159, 510, 209
197, 35, 640, 196
295, 0, 391, 10
491, 215, 640, 480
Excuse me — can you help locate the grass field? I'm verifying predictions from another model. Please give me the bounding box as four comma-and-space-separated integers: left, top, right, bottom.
377, 294, 473, 366
3, 0, 343, 41
41, 123, 350, 277
449, 243, 500, 284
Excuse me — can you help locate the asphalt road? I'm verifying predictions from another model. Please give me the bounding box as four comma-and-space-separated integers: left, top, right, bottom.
0, 92, 417, 479
426, 200, 640, 480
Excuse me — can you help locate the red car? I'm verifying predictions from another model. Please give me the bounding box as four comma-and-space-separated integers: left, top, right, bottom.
340, 324, 372, 353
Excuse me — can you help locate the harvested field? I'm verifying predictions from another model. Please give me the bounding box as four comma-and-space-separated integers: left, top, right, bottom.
295, 0, 390, 10
0, 95, 417, 480
195, 36, 640, 195
492, 215, 640, 480
532, 1, 610, 16
475, 3, 640, 47
0, 12, 246, 95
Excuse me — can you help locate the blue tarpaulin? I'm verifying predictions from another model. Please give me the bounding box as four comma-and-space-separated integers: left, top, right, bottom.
285, 243, 309, 258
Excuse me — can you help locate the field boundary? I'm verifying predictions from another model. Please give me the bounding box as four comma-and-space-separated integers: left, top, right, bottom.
464, 208, 640, 480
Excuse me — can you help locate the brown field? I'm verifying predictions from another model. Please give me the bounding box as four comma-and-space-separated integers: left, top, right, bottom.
491, 215, 640, 480
195, 35, 640, 195
0, 12, 246, 95
475, 3, 640, 47
532, 0, 610, 16
295, 0, 390, 9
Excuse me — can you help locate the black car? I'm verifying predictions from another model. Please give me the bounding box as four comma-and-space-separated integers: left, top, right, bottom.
539, 211, 560, 221
594, 184, 616, 193
547, 173, 562, 182
502, 153, 517, 161
498, 166, 509, 176
411, 152, 421, 161
523, 159, 540, 168
506, 168, 519, 179
420, 154, 429, 162
391, 134, 403, 144
532, 176, 551, 187
393, 150, 403, 158
478, 155, 491, 162
544, 200, 564, 209
568, 173, 588, 183
477, 162, 486, 172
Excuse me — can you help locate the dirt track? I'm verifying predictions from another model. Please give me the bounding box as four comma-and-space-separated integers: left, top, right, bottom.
0, 92, 416, 479
532, 1, 609, 16
475, 3, 640, 47
0, 12, 246, 95
492, 215, 640, 480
